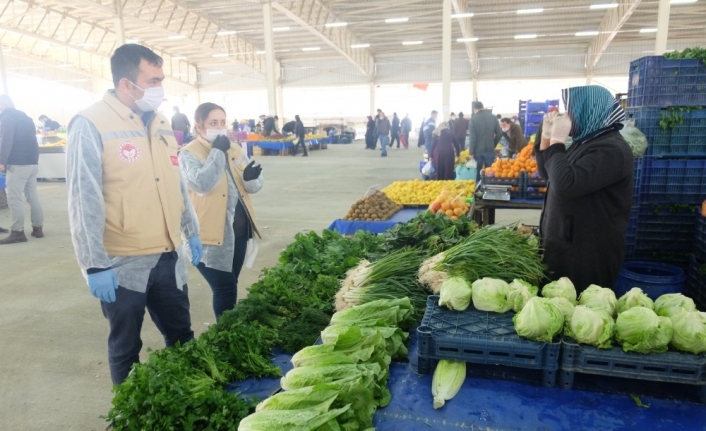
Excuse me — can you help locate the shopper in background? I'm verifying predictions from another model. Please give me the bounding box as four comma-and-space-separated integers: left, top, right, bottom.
536, 85, 633, 293
400, 113, 412, 149
512, 115, 521, 126
233, 119, 251, 133
374, 108, 382, 135
38, 115, 61, 131
501, 117, 528, 158
496, 113, 502, 123
417, 117, 426, 148
422, 110, 438, 155
281, 120, 296, 136
430, 122, 456, 180
453, 112, 469, 157
468, 101, 502, 182
0, 95, 44, 244
171, 106, 191, 142
377, 111, 391, 157
390, 113, 401, 149
365, 115, 376, 150
262, 115, 279, 136
448, 112, 456, 133
293, 114, 308, 157
66, 44, 202, 386
180, 103, 263, 319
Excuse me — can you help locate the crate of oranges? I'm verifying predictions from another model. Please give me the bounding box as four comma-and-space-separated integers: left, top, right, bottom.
483, 144, 539, 182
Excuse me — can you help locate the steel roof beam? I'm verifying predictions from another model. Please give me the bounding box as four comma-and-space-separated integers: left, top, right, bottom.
586, 0, 642, 75
451, 0, 478, 73
271, 0, 373, 78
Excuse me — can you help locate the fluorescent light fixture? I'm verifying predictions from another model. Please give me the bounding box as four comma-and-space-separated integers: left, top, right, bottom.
451, 13, 474, 18
457, 37, 479, 42
351, 43, 371, 48
385, 17, 409, 23
212, 53, 229, 57
325, 22, 348, 27
575, 31, 600, 36
125, 38, 140, 44
216, 30, 237, 36
517, 8, 544, 14
640, 28, 658, 33
272, 26, 290, 32
590, 3, 618, 9
168, 35, 186, 40
209, 71, 224, 75
172, 56, 187, 60
514, 34, 538, 39
402, 40, 423, 45
302, 47, 321, 51
671, 0, 697, 4
277, 49, 291, 53
256, 50, 266, 55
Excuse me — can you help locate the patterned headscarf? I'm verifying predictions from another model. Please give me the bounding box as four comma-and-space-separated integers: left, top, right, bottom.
561, 85, 625, 143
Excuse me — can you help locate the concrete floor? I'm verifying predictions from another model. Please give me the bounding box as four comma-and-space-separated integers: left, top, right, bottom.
0, 141, 540, 430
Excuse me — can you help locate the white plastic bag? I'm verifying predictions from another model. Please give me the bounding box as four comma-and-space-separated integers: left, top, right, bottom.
422, 161, 436, 176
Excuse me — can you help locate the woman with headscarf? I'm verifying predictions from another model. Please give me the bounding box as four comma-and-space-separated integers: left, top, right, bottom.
365, 115, 376, 149
535, 85, 634, 293
430, 122, 456, 180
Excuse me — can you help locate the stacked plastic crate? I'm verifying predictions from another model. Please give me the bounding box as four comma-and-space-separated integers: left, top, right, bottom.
625, 56, 706, 268
521, 99, 560, 138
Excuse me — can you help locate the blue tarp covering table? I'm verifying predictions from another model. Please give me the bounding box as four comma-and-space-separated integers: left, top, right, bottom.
245, 139, 328, 157
328, 208, 423, 235
232, 332, 706, 430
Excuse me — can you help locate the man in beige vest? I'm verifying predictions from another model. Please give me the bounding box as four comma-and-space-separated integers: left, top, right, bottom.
66, 44, 203, 386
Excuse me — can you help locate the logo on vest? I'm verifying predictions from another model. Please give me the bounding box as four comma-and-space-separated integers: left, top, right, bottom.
118, 141, 141, 163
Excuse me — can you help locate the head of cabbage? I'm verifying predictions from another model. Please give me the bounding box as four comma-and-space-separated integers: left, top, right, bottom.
439, 277, 472, 311
513, 297, 564, 343
565, 305, 615, 349
507, 279, 538, 312
669, 311, 706, 354
541, 277, 577, 304
614, 306, 673, 354
654, 293, 696, 318
471, 278, 511, 313
578, 285, 618, 317
617, 287, 654, 314
549, 297, 575, 324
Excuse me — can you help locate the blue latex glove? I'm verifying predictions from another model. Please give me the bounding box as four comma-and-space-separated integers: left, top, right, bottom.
87, 269, 118, 303
188, 236, 203, 266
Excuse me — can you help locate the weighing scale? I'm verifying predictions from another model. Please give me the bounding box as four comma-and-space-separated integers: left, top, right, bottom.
482, 184, 512, 201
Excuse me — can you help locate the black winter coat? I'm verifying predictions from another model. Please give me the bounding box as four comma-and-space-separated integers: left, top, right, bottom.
0, 108, 39, 166
536, 126, 634, 293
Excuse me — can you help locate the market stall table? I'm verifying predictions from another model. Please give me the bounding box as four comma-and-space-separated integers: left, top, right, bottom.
472, 197, 543, 226
328, 208, 423, 235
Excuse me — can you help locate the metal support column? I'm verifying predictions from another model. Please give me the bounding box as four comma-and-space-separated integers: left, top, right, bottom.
369, 82, 376, 115
277, 82, 284, 123
263, 1, 278, 117
114, 0, 126, 45
0, 48, 9, 95
441, 0, 452, 121
655, 0, 670, 55
472, 73, 478, 102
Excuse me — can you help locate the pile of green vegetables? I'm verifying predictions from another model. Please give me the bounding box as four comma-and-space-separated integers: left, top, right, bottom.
664, 46, 706, 66
240, 298, 414, 430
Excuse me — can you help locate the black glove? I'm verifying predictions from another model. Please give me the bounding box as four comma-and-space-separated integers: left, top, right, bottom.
243, 160, 262, 181
212, 135, 231, 153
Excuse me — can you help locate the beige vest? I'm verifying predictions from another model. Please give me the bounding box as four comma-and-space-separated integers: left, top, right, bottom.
181, 137, 260, 245
75, 92, 184, 256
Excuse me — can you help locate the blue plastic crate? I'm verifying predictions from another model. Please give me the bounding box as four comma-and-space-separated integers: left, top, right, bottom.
0, 175, 5, 189
417, 296, 560, 387
687, 255, 706, 310
627, 107, 706, 156
695, 216, 706, 261
526, 102, 548, 113
639, 158, 706, 204
628, 56, 706, 108
628, 249, 691, 270
560, 337, 706, 392
524, 124, 539, 136
525, 113, 544, 123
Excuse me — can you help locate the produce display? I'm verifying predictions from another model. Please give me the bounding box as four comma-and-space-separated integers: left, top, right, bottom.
342, 190, 403, 221
431, 360, 466, 409
513, 297, 564, 343
240, 298, 415, 430
455, 149, 470, 166
40, 138, 66, 147
614, 306, 673, 354
484, 143, 539, 179
438, 277, 472, 311
427, 188, 471, 220
383, 180, 476, 206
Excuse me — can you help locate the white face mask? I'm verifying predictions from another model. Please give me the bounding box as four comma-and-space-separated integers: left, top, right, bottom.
502, 127, 510, 133
205, 128, 228, 142
129, 81, 164, 112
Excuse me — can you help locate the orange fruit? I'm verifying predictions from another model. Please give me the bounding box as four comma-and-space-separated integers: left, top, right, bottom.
445, 210, 454, 217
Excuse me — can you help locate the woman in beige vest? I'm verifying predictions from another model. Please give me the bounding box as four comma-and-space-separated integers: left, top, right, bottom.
179, 103, 263, 319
